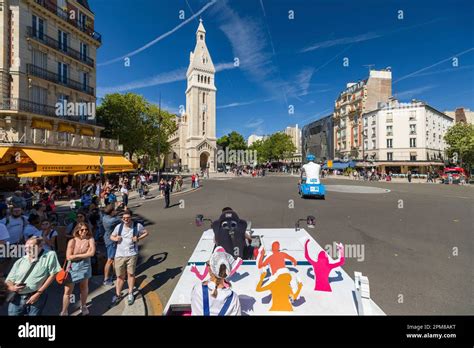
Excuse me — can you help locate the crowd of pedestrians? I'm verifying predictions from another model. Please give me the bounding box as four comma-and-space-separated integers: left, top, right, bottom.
0, 198, 150, 315
0, 171, 157, 316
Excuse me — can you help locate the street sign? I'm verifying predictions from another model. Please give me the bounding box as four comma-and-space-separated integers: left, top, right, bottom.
327, 160, 333, 168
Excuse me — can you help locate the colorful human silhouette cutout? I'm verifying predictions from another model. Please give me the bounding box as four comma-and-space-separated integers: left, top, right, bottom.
256, 268, 303, 311
257, 241, 297, 274
190, 246, 242, 287
304, 239, 345, 292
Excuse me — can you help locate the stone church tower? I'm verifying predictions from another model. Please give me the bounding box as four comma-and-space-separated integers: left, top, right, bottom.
167, 19, 217, 173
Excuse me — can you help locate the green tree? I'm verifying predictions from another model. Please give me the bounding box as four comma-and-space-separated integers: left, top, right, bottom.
266, 132, 296, 161
217, 131, 247, 151
227, 131, 247, 150
97, 93, 148, 157
217, 134, 229, 149
249, 139, 270, 164
444, 122, 474, 170
138, 104, 178, 169
97, 93, 178, 168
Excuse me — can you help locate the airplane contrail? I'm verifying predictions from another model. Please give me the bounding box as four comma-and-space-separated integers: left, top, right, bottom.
394, 47, 474, 84
98, 0, 217, 67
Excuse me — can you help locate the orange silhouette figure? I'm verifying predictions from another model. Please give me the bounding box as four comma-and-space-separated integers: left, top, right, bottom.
256, 270, 303, 311
257, 241, 297, 274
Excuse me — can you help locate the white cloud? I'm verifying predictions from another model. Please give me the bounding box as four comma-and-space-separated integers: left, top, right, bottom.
245, 118, 265, 128
98, 0, 217, 66
395, 47, 474, 84
215, 1, 282, 98
217, 97, 275, 109
97, 61, 236, 96
394, 85, 437, 99
301, 32, 381, 53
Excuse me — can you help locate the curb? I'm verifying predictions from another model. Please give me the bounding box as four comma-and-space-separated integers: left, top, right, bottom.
138, 278, 163, 316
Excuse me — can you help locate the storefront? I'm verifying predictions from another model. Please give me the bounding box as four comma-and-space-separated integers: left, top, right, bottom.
0, 147, 134, 177
355, 161, 444, 174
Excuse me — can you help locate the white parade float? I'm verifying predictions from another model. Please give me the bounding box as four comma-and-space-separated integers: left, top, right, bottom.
164, 216, 385, 316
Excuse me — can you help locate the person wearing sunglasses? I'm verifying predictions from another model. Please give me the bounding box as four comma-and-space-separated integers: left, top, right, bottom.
40, 220, 58, 252
66, 210, 92, 238
60, 222, 96, 316
109, 210, 148, 306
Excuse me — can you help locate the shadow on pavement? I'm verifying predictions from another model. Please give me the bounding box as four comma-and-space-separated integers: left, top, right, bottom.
136, 266, 183, 298
136, 252, 168, 275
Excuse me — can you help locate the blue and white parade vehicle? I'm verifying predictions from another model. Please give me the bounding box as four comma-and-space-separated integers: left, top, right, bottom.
298, 154, 326, 199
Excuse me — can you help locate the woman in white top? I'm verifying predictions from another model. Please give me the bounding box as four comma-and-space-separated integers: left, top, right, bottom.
190, 249, 241, 316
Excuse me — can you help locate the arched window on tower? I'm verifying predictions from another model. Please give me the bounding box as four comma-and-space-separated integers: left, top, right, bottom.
203, 92, 205, 103
202, 112, 206, 135
200, 34, 203, 41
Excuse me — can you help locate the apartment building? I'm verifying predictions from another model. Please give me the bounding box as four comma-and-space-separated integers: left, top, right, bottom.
333, 68, 392, 160
362, 99, 454, 174
444, 107, 474, 124
284, 124, 302, 163
0, 0, 132, 176
302, 114, 334, 162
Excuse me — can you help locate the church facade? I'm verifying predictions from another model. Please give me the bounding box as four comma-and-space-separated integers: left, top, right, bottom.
166, 20, 217, 173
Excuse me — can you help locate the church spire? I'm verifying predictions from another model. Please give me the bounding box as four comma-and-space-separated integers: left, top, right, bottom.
197, 18, 206, 42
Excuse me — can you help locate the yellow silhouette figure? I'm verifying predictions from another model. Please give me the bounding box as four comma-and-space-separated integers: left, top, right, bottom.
256, 270, 303, 311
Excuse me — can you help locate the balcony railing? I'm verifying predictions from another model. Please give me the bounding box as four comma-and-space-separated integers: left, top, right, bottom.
0, 98, 97, 125
27, 64, 94, 96
27, 27, 94, 67
0, 130, 120, 152
33, 0, 102, 44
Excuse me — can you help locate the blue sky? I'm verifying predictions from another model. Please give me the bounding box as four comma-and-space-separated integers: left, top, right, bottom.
93, 0, 474, 139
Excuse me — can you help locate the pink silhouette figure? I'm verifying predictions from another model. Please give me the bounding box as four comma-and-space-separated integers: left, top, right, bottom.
257, 241, 297, 275
304, 240, 345, 292
190, 247, 243, 288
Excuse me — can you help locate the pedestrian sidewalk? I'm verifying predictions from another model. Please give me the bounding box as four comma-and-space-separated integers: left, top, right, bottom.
53, 179, 198, 210
0, 275, 154, 316
322, 175, 473, 186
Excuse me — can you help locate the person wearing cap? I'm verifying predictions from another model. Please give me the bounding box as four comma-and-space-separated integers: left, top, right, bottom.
190, 249, 241, 316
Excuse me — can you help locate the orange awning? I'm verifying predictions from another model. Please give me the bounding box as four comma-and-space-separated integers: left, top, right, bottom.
72, 170, 100, 176
0, 147, 9, 161
18, 171, 69, 178
80, 128, 94, 136
58, 123, 76, 133
31, 119, 53, 130
21, 149, 134, 172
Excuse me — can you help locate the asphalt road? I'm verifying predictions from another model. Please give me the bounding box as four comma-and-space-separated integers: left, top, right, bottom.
131, 176, 474, 315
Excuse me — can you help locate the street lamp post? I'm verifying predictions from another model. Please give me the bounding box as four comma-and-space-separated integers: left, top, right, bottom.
157, 93, 162, 183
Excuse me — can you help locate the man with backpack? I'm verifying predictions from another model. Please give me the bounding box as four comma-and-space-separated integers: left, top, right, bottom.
102, 205, 121, 286
0, 207, 28, 245
109, 210, 149, 306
